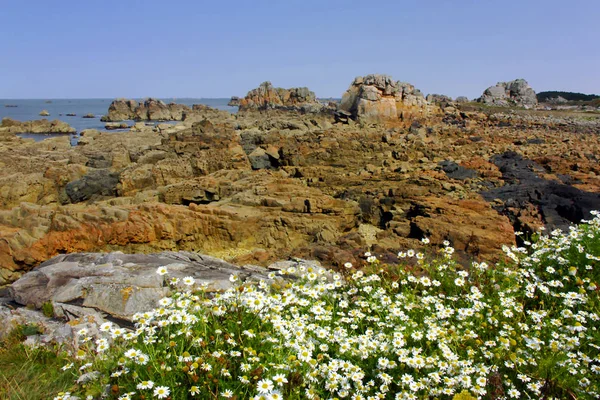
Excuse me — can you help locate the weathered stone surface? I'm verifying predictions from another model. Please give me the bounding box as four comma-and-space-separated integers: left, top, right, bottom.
238, 81, 323, 112
65, 169, 121, 203
8, 251, 272, 320
479, 79, 538, 108
0, 117, 76, 134
0, 93, 599, 287
339, 74, 432, 121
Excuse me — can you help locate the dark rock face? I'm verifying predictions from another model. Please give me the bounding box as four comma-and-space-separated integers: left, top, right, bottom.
228, 96, 241, 106
65, 170, 121, 203
438, 161, 478, 180
481, 151, 600, 233
478, 79, 538, 108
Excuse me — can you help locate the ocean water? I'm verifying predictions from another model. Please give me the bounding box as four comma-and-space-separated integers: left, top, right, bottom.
0, 98, 236, 135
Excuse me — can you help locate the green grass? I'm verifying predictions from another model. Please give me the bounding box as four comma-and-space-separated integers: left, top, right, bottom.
0, 326, 74, 399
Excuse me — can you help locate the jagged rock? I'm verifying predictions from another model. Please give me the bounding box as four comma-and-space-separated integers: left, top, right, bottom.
39, 110, 50, 116
100, 99, 138, 121
339, 74, 431, 121
238, 81, 323, 112
478, 79, 538, 108
228, 96, 241, 106
0, 117, 76, 134
82, 113, 96, 118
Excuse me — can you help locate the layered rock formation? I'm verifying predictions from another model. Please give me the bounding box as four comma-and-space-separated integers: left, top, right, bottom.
238, 81, 324, 112
339, 74, 431, 121
101, 98, 193, 122
1, 95, 599, 287
0, 117, 76, 134
479, 79, 538, 108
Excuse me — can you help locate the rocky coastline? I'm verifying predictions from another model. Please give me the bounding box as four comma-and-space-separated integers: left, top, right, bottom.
0, 74, 598, 291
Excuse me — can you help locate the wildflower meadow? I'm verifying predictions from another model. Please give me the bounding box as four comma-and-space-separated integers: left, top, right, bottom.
53, 211, 600, 399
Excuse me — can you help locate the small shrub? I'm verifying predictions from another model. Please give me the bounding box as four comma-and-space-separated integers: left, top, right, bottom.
42, 301, 55, 318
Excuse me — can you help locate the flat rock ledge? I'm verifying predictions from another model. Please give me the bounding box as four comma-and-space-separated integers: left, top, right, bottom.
7, 251, 290, 320
2, 251, 318, 349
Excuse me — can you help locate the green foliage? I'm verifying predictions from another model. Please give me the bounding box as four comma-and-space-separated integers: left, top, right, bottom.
537, 91, 600, 102
42, 301, 55, 318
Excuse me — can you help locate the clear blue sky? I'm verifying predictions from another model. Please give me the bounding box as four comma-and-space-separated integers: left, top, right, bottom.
1, 0, 598, 99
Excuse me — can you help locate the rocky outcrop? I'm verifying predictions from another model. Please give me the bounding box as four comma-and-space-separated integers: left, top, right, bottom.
39, 110, 50, 116
228, 96, 241, 106
339, 74, 430, 121
426, 94, 453, 104
238, 82, 323, 112
101, 98, 194, 122
0, 117, 76, 134
478, 79, 538, 108
455, 96, 469, 103
1, 100, 599, 287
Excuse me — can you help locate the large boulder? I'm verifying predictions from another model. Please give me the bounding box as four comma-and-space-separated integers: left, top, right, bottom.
101, 99, 138, 121
0, 117, 76, 134
339, 74, 430, 121
238, 81, 323, 112
478, 79, 538, 108
7, 251, 273, 321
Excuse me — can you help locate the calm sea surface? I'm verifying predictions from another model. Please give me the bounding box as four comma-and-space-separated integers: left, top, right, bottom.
0, 98, 236, 142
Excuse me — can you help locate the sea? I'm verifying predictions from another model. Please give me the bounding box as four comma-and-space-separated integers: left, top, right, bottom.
0, 98, 236, 144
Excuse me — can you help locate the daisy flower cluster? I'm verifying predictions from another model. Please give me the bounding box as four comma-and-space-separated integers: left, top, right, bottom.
56, 212, 599, 399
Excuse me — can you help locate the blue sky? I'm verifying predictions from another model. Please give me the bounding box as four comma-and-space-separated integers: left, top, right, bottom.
1, 0, 598, 99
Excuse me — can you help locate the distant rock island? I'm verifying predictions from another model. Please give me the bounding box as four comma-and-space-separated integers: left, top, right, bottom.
0, 117, 76, 134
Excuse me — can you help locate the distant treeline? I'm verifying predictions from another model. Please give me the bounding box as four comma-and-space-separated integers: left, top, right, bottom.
537, 91, 600, 102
